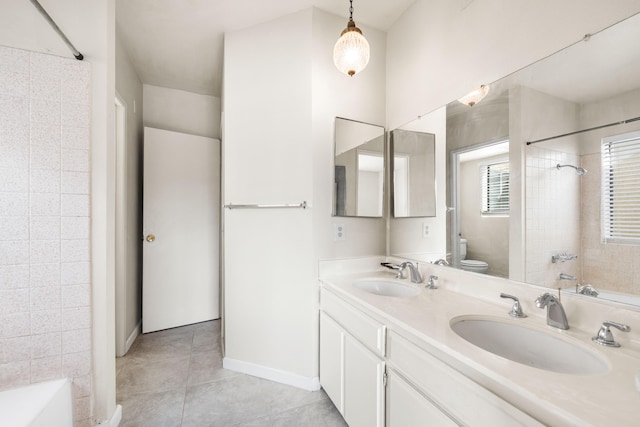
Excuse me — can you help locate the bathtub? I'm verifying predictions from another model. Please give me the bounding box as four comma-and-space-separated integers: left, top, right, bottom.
0, 379, 73, 427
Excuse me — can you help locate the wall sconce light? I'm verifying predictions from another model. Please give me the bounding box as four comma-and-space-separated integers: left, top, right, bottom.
333, 0, 370, 77
458, 84, 490, 107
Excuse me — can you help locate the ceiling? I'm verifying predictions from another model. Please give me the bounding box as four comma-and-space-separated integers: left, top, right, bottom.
116, 0, 416, 98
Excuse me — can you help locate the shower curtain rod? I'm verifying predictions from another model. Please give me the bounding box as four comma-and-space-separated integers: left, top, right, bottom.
525, 116, 640, 145
29, 0, 83, 60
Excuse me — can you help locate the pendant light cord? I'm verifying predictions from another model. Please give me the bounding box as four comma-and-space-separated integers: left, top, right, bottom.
349, 0, 354, 20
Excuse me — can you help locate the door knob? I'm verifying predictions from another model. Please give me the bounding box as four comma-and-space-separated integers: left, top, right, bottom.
146, 234, 155, 243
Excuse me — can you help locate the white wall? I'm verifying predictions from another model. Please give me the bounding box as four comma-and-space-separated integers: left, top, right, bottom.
115, 33, 143, 356
0, 0, 117, 424
143, 84, 221, 139
223, 7, 387, 388
386, 0, 640, 130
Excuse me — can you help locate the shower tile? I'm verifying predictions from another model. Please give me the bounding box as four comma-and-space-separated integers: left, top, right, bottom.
0, 216, 28, 240
30, 216, 60, 240
62, 284, 90, 308
0, 264, 29, 290
61, 216, 89, 239
61, 262, 90, 285
61, 126, 89, 149
30, 263, 60, 288
31, 355, 62, 382
0, 313, 30, 339
62, 306, 91, 331
30, 193, 60, 216
0, 68, 29, 98
0, 94, 28, 126
1, 336, 31, 363
30, 309, 61, 335
61, 102, 89, 128
62, 148, 89, 172
62, 350, 91, 377
0, 289, 29, 314
61, 194, 89, 217
61, 239, 89, 262
61, 171, 89, 194
30, 240, 61, 264
0, 359, 30, 389
30, 286, 61, 311
0, 192, 28, 216
61, 62, 90, 106
0, 240, 29, 265
30, 99, 60, 127
30, 126, 61, 170
30, 332, 62, 359
62, 328, 90, 354
30, 168, 60, 193
30, 76, 61, 101
0, 139, 29, 169
0, 167, 29, 192
30, 52, 62, 81
73, 396, 92, 423
71, 374, 91, 398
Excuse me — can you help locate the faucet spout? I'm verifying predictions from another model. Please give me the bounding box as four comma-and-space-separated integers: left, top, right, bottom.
400, 261, 423, 284
535, 293, 569, 330
559, 273, 577, 281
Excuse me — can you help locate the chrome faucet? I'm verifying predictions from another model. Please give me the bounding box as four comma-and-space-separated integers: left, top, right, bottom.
592, 321, 630, 347
559, 273, 577, 281
433, 258, 450, 266
399, 261, 423, 284
576, 284, 599, 297
535, 293, 569, 330
500, 293, 527, 318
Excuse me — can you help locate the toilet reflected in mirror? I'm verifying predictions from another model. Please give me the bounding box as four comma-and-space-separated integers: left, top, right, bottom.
459, 238, 489, 274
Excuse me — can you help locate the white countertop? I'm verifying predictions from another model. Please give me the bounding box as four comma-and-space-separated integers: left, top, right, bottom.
320, 268, 640, 426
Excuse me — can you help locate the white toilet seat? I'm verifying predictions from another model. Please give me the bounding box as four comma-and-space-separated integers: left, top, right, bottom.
460, 259, 488, 272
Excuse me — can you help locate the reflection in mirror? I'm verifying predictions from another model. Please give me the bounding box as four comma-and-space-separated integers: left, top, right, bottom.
390, 129, 436, 217
334, 117, 385, 217
390, 12, 640, 307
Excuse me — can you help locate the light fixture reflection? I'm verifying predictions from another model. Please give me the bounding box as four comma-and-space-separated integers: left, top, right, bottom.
333, 0, 370, 77
458, 84, 490, 107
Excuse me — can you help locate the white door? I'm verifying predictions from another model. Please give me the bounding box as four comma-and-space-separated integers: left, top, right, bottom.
142, 127, 220, 333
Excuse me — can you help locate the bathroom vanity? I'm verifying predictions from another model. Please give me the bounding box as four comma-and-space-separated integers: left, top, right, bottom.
318, 258, 640, 427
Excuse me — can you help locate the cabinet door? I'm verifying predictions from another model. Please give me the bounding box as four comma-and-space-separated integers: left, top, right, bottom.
320, 312, 344, 414
344, 334, 385, 427
387, 371, 459, 427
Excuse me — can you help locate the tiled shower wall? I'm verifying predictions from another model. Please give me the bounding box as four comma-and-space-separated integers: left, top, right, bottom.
525, 146, 581, 287
0, 46, 92, 425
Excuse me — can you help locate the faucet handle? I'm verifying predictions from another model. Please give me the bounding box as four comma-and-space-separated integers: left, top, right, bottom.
592, 321, 630, 347
500, 293, 527, 318
425, 275, 438, 289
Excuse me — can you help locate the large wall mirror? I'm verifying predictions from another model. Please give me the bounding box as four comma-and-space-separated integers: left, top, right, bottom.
334, 117, 385, 217
391, 12, 640, 307
390, 129, 436, 218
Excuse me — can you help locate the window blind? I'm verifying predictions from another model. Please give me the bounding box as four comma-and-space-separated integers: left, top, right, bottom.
481, 161, 509, 214
602, 131, 640, 243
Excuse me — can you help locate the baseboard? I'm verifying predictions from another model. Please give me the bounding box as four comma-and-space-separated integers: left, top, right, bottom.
97, 404, 122, 427
125, 322, 141, 354
223, 357, 320, 391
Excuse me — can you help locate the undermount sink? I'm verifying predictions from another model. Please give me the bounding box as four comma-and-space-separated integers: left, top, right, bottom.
450, 316, 609, 375
352, 279, 420, 298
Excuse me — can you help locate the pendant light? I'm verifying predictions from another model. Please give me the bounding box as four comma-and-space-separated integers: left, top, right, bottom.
458, 84, 490, 107
333, 0, 370, 77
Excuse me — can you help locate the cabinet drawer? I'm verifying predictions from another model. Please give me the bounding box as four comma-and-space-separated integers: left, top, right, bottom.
321, 289, 386, 357
388, 331, 543, 426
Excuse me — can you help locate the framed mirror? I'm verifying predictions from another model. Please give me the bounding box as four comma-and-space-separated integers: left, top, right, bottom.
389, 12, 640, 307
334, 117, 385, 217
390, 129, 437, 218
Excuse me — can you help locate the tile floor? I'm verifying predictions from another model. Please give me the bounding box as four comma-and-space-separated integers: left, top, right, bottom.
116, 320, 347, 427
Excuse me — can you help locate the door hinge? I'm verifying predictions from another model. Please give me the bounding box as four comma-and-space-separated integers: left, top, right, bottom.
383, 370, 388, 387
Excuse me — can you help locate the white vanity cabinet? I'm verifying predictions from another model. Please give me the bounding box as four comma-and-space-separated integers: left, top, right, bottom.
387, 331, 544, 427
320, 290, 386, 427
